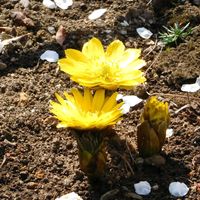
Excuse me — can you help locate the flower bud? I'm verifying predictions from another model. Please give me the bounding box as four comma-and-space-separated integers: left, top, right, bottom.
73, 130, 107, 179
137, 96, 170, 157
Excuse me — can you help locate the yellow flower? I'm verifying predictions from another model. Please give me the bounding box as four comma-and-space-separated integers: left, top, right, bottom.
58, 37, 146, 90
50, 88, 123, 130
142, 96, 169, 126
137, 96, 170, 157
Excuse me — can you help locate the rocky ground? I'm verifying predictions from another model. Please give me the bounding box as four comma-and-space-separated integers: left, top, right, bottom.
0, 0, 200, 200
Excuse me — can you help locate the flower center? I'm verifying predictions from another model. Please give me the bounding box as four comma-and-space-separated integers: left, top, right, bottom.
96, 58, 119, 81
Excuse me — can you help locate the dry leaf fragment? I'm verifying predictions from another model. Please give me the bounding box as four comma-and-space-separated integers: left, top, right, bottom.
43, 116, 58, 125
0, 61, 7, 70
11, 11, 35, 27
56, 25, 67, 46
35, 170, 45, 179
0, 27, 15, 33
0, 34, 30, 52
19, 92, 29, 105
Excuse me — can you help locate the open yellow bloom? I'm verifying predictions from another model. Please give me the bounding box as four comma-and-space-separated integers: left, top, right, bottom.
50, 88, 123, 130
58, 37, 146, 90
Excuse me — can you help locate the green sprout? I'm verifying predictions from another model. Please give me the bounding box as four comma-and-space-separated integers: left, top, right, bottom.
159, 22, 192, 46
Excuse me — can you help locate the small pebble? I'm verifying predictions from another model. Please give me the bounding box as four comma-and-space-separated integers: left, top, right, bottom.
48, 26, 56, 34
152, 184, 159, 191
26, 182, 38, 189
145, 155, 166, 167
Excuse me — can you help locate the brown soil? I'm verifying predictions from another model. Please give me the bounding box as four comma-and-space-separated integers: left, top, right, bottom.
0, 0, 200, 200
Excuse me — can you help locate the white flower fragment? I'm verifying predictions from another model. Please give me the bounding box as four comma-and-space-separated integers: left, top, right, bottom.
134, 181, 151, 195
0, 40, 4, 53
169, 182, 189, 197
166, 128, 173, 138
121, 103, 131, 114
43, 0, 57, 9
122, 95, 143, 107
88, 8, 107, 20
54, 0, 73, 9
40, 50, 59, 62
55, 192, 83, 200
20, 0, 29, 8
136, 27, 153, 39
181, 76, 200, 92
116, 94, 123, 101
120, 20, 129, 27
117, 94, 143, 114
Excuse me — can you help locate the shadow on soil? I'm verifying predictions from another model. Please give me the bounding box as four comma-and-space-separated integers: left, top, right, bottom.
86, 133, 190, 200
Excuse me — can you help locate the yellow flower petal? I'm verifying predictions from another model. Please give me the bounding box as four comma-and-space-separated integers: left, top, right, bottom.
50, 88, 123, 130
55, 93, 65, 105
82, 37, 104, 59
105, 40, 125, 60
101, 92, 118, 112
118, 49, 141, 68
58, 38, 146, 90
82, 88, 92, 112
71, 88, 83, 108
91, 89, 105, 112
66, 49, 89, 64
126, 59, 146, 70
63, 91, 75, 103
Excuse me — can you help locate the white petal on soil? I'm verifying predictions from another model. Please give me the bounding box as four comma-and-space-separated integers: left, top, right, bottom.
88, 8, 107, 20
43, 0, 56, 9
169, 182, 189, 197
166, 128, 173, 138
120, 103, 131, 114
134, 181, 151, 195
122, 95, 143, 107
40, 50, 59, 62
196, 76, 200, 85
54, 0, 73, 9
120, 20, 129, 27
0, 40, 4, 52
181, 76, 200, 92
136, 27, 153, 39
55, 192, 83, 200
20, 0, 29, 8
116, 94, 123, 101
